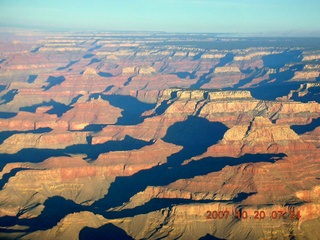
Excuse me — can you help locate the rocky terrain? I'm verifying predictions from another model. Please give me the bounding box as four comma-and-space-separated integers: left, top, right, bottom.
0, 29, 319, 239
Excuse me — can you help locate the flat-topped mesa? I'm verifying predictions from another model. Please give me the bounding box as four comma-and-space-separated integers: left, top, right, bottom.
302, 54, 320, 61
122, 66, 156, 75
208, 90, 252, 100
293, 71, 319, 80
159, 88, 180, 100
159, 88, 253, 102
158, 88, 207, 102
201, 53, 225, 59
138, 66, 156, 75
305, 82, 320, 88
214, 66, 241, 74
178, 90, 208, 101
39, 47, 86, 52
122, 66, 138, 74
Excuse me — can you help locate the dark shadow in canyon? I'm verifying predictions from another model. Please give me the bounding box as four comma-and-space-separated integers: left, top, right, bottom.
0, 58, 6, 64
20, 100, 72, 117
199, 234, 226, 240
247, 82, 301, 101
91, 40, 99, 45
0, 149, 70, 172
153, 90, 178, 116
0, 194, 255, 235
0, 112, 17, 119
254, 64, 304, 89
193, 52, 204, 60
0, 89, 18, 105
83, 53, 94, 58
89, 58, 101, 65
98, 72, 113, 78
291, 117, 320, 135
81, 124, 107, 132
262, 50, 302, 69
0, 85, 6, 92
173, 71, 197, 79
291, 86, 320, 103
162, 116, 228, 166
0, 168, 30, 190
31, 46, 41, 53
0, 196, 84, 231
90, 94, 156, 125
246, 50, 304, 100
43, 76, 65, 91
104, 85, 115, 92
90, 117, 285, 211
233, 68, 268, 89
27, 74, 38, 83
92, 116, 230, 209
123, 76, 133, 86
190, 53, 234, 89
69, 94, 84, 106
22, 197, 83, 231
79, 223, 134, 240
0, 152, 283, 234
88, 45, 102, 52
0, 135, 152, 171
240, 68, 254, 74
57, 60, 79, 71
96, 193, 256, 220
92, 153, 283, 212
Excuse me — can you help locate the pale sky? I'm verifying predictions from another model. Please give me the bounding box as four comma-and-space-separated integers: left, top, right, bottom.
0, 0, 319, 36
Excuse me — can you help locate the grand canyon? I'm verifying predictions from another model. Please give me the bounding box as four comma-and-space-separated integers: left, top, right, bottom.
0, 30, 319, 239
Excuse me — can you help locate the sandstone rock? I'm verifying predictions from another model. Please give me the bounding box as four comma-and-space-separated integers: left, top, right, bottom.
0, 156, 115, 217
197, 116, 315, 158
22, 212, 108, 240
138, 67, 156, 75
0, 111, 61, 131
303, 54, 320, 61
201, 53, 225, 59
301, 126, 320, 147
0, 131, 88, 154
293, 71, 319, 80
234, 51, 272, 61
122, 66, 138, 74
58, 97, 122, 130
83, 67, 98, 76
214, 66, 240, 73
1, 31, 320, 240
94, 139, 182, 176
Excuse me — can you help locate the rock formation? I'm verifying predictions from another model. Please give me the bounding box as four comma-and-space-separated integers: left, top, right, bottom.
0, 30, 319, 240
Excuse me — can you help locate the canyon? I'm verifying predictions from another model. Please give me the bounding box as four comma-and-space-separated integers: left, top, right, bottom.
0, 30, 319, 239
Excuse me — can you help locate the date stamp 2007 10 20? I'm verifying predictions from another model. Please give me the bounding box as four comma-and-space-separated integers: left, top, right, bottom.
206, 206, 301, 221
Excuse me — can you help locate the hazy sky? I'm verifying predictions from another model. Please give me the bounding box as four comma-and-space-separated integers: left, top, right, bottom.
0, 0, 319, 35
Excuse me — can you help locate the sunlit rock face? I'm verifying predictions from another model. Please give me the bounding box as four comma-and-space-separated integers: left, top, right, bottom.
0, 30, 319, 240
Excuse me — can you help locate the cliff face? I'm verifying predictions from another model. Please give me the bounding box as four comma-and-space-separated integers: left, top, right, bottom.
0, 156, 114, 218
94, 139, 182, 176
212, 116, 315, 156
58, 97, 123, 130
0, 131, 88, 154
17, 203, 320, 240
92, 88, 320, 146
1, 31, 320, 240
1, 86, 319, 240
